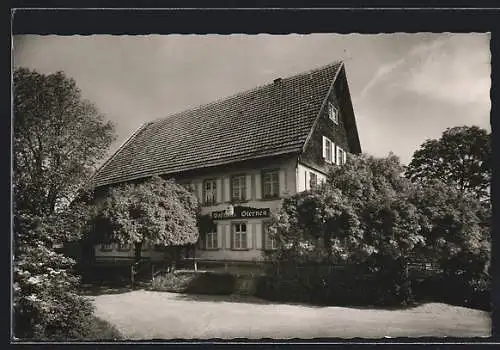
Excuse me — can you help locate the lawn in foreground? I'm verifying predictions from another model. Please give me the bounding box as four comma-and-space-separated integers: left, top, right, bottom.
90, 290, 491, 340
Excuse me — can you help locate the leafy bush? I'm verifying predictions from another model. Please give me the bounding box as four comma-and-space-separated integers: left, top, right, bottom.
14, 214, 97, 340
256, 259, 412, 307
151, 271, 236, 295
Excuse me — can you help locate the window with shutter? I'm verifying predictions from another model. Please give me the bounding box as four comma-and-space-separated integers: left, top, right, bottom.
203, 179, 217, 205
323, 137, 333, 163
206, 232, 218, 250
337, 147, 345, 165
262, 170, 279, 199
100, 243, 113, 252
117, 243, 131, 251
232, 223, 248, 250
231, 175, 246, 202
263, 222, 277, 250
309, 173, 318, 188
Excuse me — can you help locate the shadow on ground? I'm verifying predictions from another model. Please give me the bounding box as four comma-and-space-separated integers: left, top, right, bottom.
168, 292, 422, 311
80, 283, 150, 296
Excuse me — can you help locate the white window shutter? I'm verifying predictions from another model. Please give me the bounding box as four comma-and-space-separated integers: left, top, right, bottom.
223, 177, 231, 202
196, 181, 203, 201
217, 224, 223, 249
279, 169, 286, 196
216, 178, 222, 203
246, 224, 253, 249
246, 174, 252, 200
331, 141, 336, 164
304, 171, 309, 190
225, 224, 231, 249
322, 136, 327, 159
255, 222, 263, 250
343, 150, 347, 165
255, 172, 262, 199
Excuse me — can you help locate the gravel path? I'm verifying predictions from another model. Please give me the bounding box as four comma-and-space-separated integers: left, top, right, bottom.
90, 290, 491, 340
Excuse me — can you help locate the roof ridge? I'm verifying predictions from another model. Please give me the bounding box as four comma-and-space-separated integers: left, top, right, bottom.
151, 59, 343, 125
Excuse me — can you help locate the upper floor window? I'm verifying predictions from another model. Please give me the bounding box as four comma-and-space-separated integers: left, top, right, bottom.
263, 222, 277, 250
322, 136, 335, 164
328, 102, 338, 124
232, 223, 247, 250
203, 179, 217, 205
231, 175, 246, 202
337, 147, 346, 165
206, 231, 218, 250
309, 172, 318, 188
262, 170, 280, 199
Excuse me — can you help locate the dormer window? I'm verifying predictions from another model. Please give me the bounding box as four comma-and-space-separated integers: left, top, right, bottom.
328, 102, 338, 124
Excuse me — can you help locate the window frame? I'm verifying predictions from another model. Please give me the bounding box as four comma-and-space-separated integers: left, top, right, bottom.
203, 178, 218, 206
309, 172, 318, 189
323, 137, 333, 163
100, 242, 114, 252
263, 221, 277, 251
337, 147, 345, 165
231, 222, 248, 250
117, 242, 131, 252
262, 169, 280, 199
205, 231, 218, 250
328, 101, 338, 125
231, 174, 247, 202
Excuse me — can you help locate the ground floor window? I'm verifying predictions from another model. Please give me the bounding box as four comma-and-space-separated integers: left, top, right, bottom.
100, 243, 113, 251
117, 242, 131, 251
206, 231, 218, 249
263, 222, 277, 250
232, 223, 247, 250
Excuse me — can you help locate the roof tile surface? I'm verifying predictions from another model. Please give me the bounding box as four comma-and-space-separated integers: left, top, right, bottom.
91, 61, 343, 187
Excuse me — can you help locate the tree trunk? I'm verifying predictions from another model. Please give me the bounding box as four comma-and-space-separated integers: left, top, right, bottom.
134, 242, 142, 262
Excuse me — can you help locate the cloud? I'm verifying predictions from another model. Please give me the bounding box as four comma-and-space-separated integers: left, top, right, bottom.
357, 34, 490, 112
402, 35, 491, 108
359, 57, 406, 99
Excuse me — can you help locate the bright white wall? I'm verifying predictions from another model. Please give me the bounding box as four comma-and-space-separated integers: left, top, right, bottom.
296, 163, 327, 192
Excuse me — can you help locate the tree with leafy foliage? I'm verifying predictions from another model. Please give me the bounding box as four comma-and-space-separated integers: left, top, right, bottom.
90, 176, 200, 265
262, 153, 490, 308
14, 68, 115, 216
270, 154, 425, 264
265, 154, 425, 305
409, 179, 491, 309
13, 68, 116, 340
405, 126, 491, 202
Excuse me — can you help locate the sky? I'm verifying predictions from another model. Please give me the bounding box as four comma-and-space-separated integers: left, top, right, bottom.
12, 33, 491, 166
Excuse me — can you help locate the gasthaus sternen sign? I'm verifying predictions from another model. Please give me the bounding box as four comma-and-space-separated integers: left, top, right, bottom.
211, 206, 270, 220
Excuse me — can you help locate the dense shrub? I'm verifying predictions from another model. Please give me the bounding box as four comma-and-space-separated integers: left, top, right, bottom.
256, 259, 412, 307
14, 214, 97, 340
151, 271, 236, 295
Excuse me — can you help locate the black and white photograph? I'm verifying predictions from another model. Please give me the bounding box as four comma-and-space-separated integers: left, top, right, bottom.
12, 20, 493, 342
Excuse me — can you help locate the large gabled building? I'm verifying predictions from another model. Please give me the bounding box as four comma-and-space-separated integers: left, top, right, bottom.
89, 60, 361, 269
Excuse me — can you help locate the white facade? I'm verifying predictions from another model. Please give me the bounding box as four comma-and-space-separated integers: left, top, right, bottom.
93, 157, 339, 264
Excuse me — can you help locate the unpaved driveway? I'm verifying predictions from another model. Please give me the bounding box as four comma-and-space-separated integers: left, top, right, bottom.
91, 290, 491, 339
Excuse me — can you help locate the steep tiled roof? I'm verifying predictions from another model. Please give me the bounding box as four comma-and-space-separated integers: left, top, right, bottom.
91, 61, 343, 187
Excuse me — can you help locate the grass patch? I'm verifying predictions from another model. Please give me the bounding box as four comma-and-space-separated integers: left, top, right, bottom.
151, 270, 236, 295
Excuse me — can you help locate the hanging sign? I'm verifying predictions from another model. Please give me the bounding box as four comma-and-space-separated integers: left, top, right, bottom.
211, 206, 270, 220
